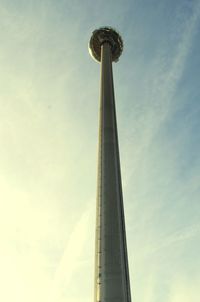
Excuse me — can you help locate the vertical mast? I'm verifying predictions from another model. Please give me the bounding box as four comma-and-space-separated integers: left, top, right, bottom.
89, 27, 132, 302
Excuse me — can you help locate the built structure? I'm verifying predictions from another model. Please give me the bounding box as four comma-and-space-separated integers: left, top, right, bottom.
89, 27, 132, 302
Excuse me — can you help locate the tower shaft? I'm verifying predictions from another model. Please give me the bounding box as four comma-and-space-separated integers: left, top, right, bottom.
95, 42, 131, 302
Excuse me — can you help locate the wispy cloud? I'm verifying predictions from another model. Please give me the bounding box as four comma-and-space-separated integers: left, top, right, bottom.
49, 203, 94, 302
145, 223, 200, 255
125, 4, 200, 301
122, 0, 200, 209
136, 0, 200, 144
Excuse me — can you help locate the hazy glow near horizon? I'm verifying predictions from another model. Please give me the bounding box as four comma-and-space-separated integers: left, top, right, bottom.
0, 0, 200, 301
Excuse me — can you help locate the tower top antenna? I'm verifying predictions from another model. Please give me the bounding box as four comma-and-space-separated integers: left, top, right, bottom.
89, 27, 123, 62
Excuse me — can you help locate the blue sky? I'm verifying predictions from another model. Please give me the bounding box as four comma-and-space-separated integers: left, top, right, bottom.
0, 0, 200, 301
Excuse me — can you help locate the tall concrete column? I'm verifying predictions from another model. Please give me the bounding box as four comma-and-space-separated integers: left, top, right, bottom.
89, 27, 132, 302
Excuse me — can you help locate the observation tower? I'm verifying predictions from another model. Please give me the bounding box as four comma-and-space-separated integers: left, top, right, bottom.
89, 27, 132, 302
